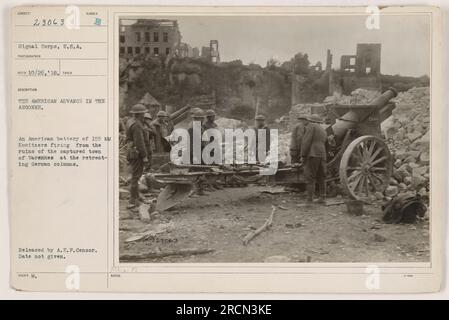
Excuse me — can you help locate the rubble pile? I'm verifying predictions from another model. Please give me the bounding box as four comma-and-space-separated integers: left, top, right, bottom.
186, 93, 217, 110
383, 87, 430, 200
323, 88, 380, 105
215, 117, 246, 130
288, 103, 322, 130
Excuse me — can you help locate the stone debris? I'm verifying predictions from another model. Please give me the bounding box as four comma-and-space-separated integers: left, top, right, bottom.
383, 87, 430, 200
277, 132, 291, 163
215, 117, 245, 130
323, 88, 380, 105
373, 233, 387, 242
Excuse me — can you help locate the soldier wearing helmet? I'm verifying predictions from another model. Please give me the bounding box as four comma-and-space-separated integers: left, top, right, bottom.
189, 107, 204, 123
251, 114, 271, 163
187, 109, 207, 195
301, 113, 327, 204
203, 109, 217, 130
187, 109, 206, 164
151, 110, 171, 153
163, 110, 174, 136
142, 113, 155, 162
126, 103, 150, 209
202, 109, 222, 190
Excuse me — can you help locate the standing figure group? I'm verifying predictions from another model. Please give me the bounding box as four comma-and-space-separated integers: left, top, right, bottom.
290, 114, 327, 204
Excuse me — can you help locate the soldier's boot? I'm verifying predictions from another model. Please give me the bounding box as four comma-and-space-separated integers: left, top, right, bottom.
316, 181, 327, 204
138, 195, 152, 204
196, 182, 206, 196
126, 199, 139, 210
127, 183, 140, 209
126, 201, 138, 210
306, 184, 315, 204
316, 196, 326, 205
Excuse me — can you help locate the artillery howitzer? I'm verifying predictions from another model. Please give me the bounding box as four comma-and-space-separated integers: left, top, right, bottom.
150, 88, 398, 211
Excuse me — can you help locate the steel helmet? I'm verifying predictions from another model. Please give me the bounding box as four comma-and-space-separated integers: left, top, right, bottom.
129, 103, 148, 114
157, 110, 167, 117
205, 109, 216, 117
307, 114, 323, 123
192, 109, 205, 119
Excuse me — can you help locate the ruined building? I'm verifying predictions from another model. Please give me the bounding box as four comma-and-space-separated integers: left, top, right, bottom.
339, 43, 382, 94
177, 42, 193, 58
201, 40, 221, 63
209, 40, 220, 64
119, 19, 181, 58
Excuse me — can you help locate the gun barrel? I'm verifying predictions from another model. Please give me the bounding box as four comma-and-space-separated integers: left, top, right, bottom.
328, 87, 398, 139
170, 105, 192, 125
369, 87, 398, 107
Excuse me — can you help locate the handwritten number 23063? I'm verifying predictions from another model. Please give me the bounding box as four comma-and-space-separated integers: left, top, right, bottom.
33, 18, 65, 26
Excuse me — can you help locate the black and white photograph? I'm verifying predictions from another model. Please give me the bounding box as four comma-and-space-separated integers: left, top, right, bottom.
117, 13, 431, 264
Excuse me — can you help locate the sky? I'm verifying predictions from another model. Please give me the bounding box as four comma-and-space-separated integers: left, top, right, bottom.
124, 14, 431, 77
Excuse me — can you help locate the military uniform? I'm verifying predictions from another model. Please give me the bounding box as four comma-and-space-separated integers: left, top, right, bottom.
187, 110, 205, 165
252, 115, 271, 163
142, 113, 154, 168
126, 104, 149, 207
151, 111, 171, 153
188, 110, 207, 195
301, 114, 327, 203
202, 109, 221, 164
289, 115, 307, 164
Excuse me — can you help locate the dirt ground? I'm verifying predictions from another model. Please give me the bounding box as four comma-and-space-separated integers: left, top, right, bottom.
119, 186, 430, 263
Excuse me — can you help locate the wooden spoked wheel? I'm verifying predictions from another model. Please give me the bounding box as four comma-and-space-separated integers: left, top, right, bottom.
339, 135, 392, 202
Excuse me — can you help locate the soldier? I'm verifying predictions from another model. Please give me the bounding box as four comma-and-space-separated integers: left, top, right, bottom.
189, 107, 204, 123
203, 109, 223, 190
202, 109, 221, 163
142, 113, 154, 169
252, 114, 271, 163
162, 111, 174, 136
203, 109, 217, 130
187, 109, 205, 165
151, 110, 171, 153
126, 104, 150, 209
301, 114, 327, 204
187, 109, 206, 195
290, 114, 308, 164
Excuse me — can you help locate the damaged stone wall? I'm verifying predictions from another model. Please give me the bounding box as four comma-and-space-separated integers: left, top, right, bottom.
382, 87, 430, 200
